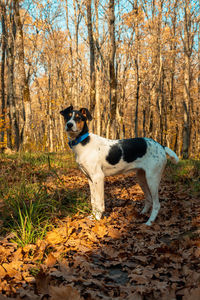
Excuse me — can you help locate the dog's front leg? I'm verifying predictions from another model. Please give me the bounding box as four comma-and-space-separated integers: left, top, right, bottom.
88, 172, 105, 220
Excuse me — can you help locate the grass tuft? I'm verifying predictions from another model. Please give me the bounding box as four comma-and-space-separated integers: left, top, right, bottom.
0, 152, 89, 246
2, 184, 56, 246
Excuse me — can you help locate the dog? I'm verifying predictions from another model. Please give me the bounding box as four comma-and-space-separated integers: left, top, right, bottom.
60, 105, 179, 226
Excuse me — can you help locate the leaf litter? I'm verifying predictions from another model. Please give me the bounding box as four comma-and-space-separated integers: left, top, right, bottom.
0, 164, 200, 299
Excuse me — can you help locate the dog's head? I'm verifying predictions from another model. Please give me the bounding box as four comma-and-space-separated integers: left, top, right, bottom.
60, 106, 92, 139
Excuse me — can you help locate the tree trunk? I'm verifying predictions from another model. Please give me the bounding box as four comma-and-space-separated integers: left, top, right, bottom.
134, 0, 141, 138
0, 1, 6, 151
86, 0, 96, 113
94, 0, 101, 136
167, 0, 178, 150
96, 68, 101, 136
6, 2, 20, 150
107, 0, 117, 139
73, 0, 81, 107
182, 0, 194, 158
13, 0, 31, 147
182, 55, 191, 158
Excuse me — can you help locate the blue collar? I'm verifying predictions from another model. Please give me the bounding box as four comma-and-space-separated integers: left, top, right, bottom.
68, 132, 89, 149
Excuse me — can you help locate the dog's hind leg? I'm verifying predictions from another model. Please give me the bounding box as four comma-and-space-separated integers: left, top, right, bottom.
144, 164, 166, 226
136, 169, 152, 215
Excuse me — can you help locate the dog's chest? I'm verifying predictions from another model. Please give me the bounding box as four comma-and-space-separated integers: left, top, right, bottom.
74, 135, 111, 166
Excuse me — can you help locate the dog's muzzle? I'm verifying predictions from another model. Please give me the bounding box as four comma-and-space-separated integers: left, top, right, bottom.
66, 122, 73, 131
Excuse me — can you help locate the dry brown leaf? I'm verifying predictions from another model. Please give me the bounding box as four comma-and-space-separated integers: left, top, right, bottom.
126, 291, 143, 300
92, 223, 108, 238
22, 272, 35, 283
23, 244, 36, 254
45, 253, 57, 268
129, 273, 147, 284
102, 247, 119, 258
107, 227, 121, 239
49, 285, 83, 300
18, 289, 40, 300
46, 228, 66, 244
160, 288, 176, 300
12, 247, 23, 261
182, 287, 200, 300
86, 231, 98, 243
51, 262, 77, 282
0, 265, 6, 277
2, 263, 20, 278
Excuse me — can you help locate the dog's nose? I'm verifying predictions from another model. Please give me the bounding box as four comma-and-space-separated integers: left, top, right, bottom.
67, 122, 73, 129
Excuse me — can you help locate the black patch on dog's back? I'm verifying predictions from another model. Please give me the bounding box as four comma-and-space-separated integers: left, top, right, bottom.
106, 144, 122, 165
119, 138, 147, 163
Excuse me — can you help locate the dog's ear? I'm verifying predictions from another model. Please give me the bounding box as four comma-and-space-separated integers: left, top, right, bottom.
79, 108, 92, 121
60, 105, 73, 117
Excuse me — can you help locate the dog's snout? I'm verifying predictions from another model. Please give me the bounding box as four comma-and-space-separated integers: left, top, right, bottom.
67, 122, 73, 129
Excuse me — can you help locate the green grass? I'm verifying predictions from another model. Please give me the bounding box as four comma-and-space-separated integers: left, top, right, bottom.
0, 151, 76, 169
3, 184, 56, 247
0, 152, 90, 246
166, 159, 200, 195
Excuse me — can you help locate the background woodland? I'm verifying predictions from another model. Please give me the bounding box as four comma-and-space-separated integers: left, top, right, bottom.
0, 0, 200, 158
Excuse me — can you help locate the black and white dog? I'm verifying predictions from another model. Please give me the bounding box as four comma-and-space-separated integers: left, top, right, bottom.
60, 106, 179, 226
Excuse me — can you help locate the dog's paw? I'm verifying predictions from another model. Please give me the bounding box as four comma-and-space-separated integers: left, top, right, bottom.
90, 211, 103, 221
145, 220, 152, 226
94, 212, 102, 220
87, 214, 95, 220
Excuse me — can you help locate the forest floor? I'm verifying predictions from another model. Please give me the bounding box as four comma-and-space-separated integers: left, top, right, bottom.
0, 152, 200, 300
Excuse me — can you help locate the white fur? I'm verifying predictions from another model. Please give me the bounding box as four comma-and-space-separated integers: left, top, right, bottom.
65, 112, 77, 132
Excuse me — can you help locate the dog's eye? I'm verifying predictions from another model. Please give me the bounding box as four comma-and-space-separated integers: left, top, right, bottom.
75, 114, 82, 122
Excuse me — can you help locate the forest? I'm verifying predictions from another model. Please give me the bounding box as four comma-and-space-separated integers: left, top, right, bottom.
0, 1, 200, 299
0, 0, 199, 157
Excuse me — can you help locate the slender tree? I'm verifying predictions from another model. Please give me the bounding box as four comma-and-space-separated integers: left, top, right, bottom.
0, 1, 7, 150
6, 0, 20, 150
107, 0, 117, 139
13, 0, 31, 147
86, 0, 96, 113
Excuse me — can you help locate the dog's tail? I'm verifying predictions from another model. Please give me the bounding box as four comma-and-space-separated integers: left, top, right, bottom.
164, 147, 179, 164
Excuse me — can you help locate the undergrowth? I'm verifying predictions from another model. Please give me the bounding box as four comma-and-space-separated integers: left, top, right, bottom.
166, 159, 200, 195
0, 152, 89, 246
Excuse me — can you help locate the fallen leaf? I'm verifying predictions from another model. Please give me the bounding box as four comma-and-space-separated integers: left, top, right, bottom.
107, 227, 121, 239
92, 223, 108, 238
46, 229, 66, 245
49, 285, 83, 300
45, 253, 57, 268
19, 289, 40, 300
183, 287, 200, 300
126, 291, 143, 300
2, 263, 18, 278
0, 265, 6, 277
129, 273, 147, 284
